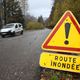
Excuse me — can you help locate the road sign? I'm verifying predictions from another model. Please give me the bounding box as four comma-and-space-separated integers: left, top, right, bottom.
39, 52, 80, 73
42, 11, 80, 53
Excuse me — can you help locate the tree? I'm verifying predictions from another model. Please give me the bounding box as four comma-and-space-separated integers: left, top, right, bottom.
38, 16, 44, 24
49, 0, 63, 27
3, 0, 24, 25
71, 0, 80, 22
0, 0, 3, 28
49, 0, 80, 28
25, 14, 37, 23
19, 0, 28, 16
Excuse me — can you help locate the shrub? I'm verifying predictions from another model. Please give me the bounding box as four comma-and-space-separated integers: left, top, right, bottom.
26, 21, 44, 30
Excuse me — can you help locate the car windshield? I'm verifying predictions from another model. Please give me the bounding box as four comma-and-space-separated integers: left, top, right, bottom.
3, 24, 14, 28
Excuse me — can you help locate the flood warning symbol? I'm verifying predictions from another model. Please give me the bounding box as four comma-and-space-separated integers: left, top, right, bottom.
64, 23, 71, 45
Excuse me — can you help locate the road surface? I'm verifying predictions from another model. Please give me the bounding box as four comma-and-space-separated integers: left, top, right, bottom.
0, 29, 51, 80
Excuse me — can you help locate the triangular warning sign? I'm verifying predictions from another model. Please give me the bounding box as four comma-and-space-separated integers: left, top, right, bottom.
42, 11, 80, 54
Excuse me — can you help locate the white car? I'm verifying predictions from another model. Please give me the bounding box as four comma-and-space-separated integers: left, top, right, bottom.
0, 23, 23, 37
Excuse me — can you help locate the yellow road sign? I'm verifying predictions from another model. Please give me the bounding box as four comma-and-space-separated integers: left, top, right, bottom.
42, 11, 80, 54
39, 52, 80, 73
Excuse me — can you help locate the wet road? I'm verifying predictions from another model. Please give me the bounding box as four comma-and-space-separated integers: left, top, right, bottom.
0, 29, 51, 80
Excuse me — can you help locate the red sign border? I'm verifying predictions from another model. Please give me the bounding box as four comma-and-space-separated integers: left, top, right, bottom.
42, 11, 80, 53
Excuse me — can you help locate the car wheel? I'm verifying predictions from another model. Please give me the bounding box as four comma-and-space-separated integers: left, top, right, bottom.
1, 35, 5, 38
21, 30, 23, 35
12, 31, 16, 36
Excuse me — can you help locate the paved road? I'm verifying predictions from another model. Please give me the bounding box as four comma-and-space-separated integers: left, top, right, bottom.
0, 29, 51, 80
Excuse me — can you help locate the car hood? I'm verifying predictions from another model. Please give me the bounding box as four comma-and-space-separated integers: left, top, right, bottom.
0, 28, 12, 32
